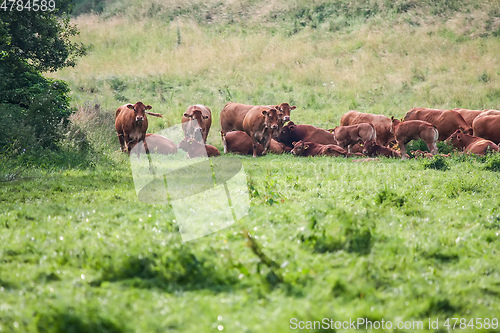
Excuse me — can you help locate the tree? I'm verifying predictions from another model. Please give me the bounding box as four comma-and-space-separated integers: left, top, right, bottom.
0, 2, 86, 150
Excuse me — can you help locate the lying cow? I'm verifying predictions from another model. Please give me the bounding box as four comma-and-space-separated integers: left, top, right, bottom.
447, 129, 499, 155
291, 140, 348, 157
178, 137, 220, 158
362, 139, 401, 158
277, 121, 337, 148
220, 102, 296, 134
221, 131, 289, 156
340, 110, 395, 146
115, 101, 163, 154
242, 106, 280, 157
403, 107, 472, 141
391, 117, 438, 160
331, 123, 376, 153
181, 104, 212, 143
472, 113, 500, 144
134, 133, 177, 155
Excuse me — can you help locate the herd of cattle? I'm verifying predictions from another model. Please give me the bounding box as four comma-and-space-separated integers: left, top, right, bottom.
114, 101, 500, 160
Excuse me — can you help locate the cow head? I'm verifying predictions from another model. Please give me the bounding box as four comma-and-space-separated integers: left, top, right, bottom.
178, 137, 201, 153
277, 121, 296, 146
390, 116, 401, 134
446, 129, 465, 149
362, 140, 376, 155
262, 108, 279, 131
183, 106, 209, 142
127, 102, 152, 123
275, 103, 297, 123
291, 140, 308, 156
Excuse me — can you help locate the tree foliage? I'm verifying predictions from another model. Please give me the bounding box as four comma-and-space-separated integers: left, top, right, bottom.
0, 2, 86, 150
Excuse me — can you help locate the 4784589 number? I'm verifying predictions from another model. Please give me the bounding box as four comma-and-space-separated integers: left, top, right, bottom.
0, 0, 55, 11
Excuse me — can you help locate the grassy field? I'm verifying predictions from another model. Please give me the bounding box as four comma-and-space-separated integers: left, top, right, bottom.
1, 0, 500, 332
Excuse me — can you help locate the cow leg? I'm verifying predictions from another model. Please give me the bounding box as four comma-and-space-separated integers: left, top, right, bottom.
142, 137, 156, 175
124, 135, 132, 155
118, 134, 126, 152
400, 142, 407, 160
347, 144, 353, 154
221, 131, 228, 154
262, 135, 272, 156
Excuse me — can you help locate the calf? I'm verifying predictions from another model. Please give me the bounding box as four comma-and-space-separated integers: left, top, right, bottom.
277, 121, 337, 148
391, 117, 438, 160
331, 123, 376, 153
291, 140, 348, 157
181, 104, 212, 143
362, 139, 401, 158
178, 137, 220, 158
221, 131, 288, 156
447, 130, 499, 155
115, 101, 162, 154
403, 107, 472, 141
242, 106, 280, 157
340, 110, 395, 146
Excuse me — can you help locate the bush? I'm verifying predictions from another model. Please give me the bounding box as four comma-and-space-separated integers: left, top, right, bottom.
423, 155, 450, 171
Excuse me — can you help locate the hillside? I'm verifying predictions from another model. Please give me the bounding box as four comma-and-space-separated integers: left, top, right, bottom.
52, 0, 500, 144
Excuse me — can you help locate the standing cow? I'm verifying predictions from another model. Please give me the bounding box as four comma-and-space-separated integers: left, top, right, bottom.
391, 117, 438, 160
115, 101, 163, 154
181, 104, 212, 143
403, 107, 472, 141
331, 123, 376, 153
242, 106, 280, 157
340, 110, 395, 146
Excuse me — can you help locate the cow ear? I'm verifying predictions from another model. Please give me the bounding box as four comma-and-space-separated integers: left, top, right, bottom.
305, 145, 309, 149
203, 115, 209, 119
127, 104, 134, 109
261, 110, 268, 116
460, 128, 465, 134
146, 105, 152, 110
291, 105, 297, 110
391, 116, 395, 121
290, 125, 295, 130
292, 141, 297, 146
183, 113, 189, 117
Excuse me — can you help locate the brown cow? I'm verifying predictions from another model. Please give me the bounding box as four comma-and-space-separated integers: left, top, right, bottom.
220, 102, 296, 134
453, 108, 485, 127
134, 133, 177, 155
391, 118, 438, 160
403, 107, 472, 141
472, 113, 500, 144
115, 101, 162, 154
221, 131, 288, 156
340, 110, 395, 146
331, 123, 376, 153
178, 137, 220, 158
291, 140, 348, 157
242, 106, 280, 157
362, 139, 401, 158
277, 121, 337, 148
447, 130, 499, 155
181, 104, 212, 143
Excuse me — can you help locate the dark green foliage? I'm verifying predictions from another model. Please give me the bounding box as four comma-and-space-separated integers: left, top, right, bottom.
423, 155, 450, 171
484, 154, 500, 172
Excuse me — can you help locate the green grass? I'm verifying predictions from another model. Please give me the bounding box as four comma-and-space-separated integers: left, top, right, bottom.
1, 155, 500, 332
2, 0, 500, 331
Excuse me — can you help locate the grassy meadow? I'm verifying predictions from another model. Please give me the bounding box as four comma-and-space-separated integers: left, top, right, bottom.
1, 0, 500, 332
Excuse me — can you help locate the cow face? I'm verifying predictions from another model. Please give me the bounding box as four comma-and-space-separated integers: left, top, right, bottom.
390, 117, 401, 134
362, 140, 375, 155
127, 102, 152, 123
447, 129, 463, 148
275, 103, 297, 123
178, 137, 199, 153
291, 140, 308, 156
277, 121, 296, 145
183, 109, 207, 141
262, 108, 279, 131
